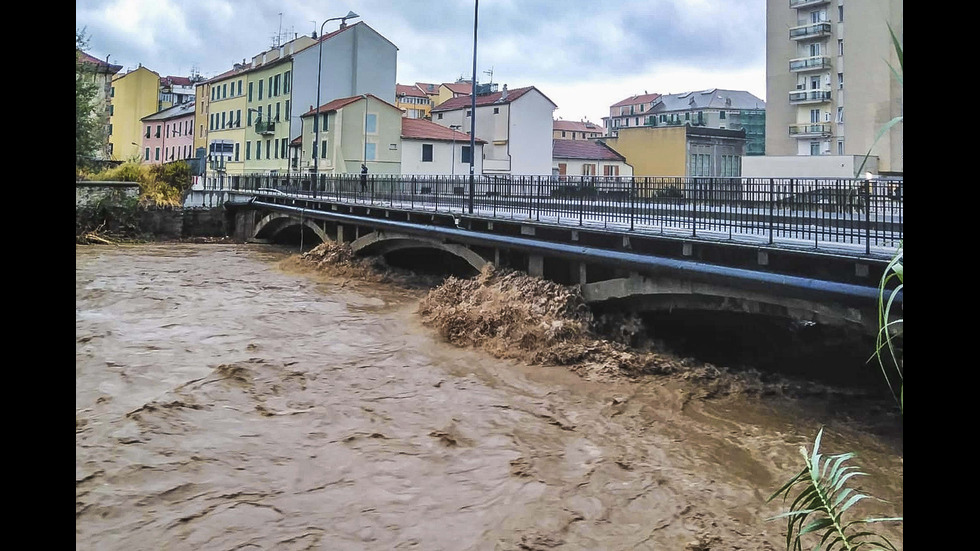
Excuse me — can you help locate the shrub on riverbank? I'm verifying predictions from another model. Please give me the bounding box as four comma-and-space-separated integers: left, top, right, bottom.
78, 161, 191, 207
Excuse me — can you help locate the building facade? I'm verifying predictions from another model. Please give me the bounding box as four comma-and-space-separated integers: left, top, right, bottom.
299, 94, 403, 175
765, 0, 902, 173
396, 84, 431, 119
431, 85, 557, 175
553, 119, 605, 141
603, 126, 746, 178
605, 89, 766, 155
400, 118, 484, 175
108, 66, 161, 161
552, 139, 633, 177
77, 50, 122, 159
140, 102, 196, 165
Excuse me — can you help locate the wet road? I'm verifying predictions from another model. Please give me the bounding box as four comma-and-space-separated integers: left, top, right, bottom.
76, 243, 903, 550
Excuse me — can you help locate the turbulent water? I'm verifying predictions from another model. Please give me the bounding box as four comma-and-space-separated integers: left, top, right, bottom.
76, 243, 903, 550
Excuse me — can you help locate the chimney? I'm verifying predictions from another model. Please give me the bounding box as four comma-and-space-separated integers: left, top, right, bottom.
340, 21, 347, 30
500, 84, 508, 101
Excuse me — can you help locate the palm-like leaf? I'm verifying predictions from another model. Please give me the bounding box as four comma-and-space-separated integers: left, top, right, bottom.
767, 428, 902, 550
871, 243, 903, 411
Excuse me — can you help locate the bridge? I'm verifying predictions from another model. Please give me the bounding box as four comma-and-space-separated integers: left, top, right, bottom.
222, 173, 903, 336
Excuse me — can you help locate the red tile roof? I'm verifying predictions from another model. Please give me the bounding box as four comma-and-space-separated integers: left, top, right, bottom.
443, 82, 472, 95
415, 82, 440, 94
401, 118, 485, 143
290, 136, 303, 146
396, 84, 426, 97
552, 139, 624, 161
163, 76, 193, 86
432, 86, 556, 112
554, 120, 604, 133
610, 93, 661, 108
77, 50, 123, 73
301, 93, 399, 117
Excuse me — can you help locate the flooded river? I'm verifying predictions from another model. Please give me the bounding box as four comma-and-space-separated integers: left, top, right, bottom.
76, 243, 903, 550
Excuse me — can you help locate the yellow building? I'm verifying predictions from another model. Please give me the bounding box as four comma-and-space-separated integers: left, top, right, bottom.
198, 65, 249, 183
603, 126, 746, 180
300, 94, 402, 175
395, 84, 431, 119
243, 57, 295, 174
436, 81, 472, 106
108, 66, 160, 161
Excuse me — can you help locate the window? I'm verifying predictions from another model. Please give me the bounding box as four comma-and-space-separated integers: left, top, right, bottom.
461, 146, 472, 163
248, 82, 253, 102
256, 140, 262, 160
810, 141, 821, 155
437, 113, 443, 120
109, 104, 114, 115
221, 112, 226, 129
266, 139, 271, 159
321, 113, 329, 131
838, 5, 843, 21
366, 113, 377, 133
810, 109, 820, 123
685, 112, 690, 120
284, 71, 291, 93
604, 165, 619, 176
365, 142, 376, 160
274, 74, 280, 96
237, 80, 242, 96
155, 125, 161, 138
248, 110, 253, 126
145, 148, 150, 161
809, 42, 821, 56
838, 39, 843, 56
268, 76, 273, 97
236, 110, 241, 127
281, 139, 286, 159
720, 111, 726, 119
465, 110, 471, 117
275, 102, 281, 122
321, 140, 327, 159
108, 124, 112, 135
258, 80, 263, 100
838, 140, 844, 155
274, 138, 279, 159
838, 73, 843, 89
561, 131, 566, 137
837, 107, 844, 123
286, 100, 290, 122
493, 107, 499, 114
145, 126, 151, 138
422, 144, 433, 162
246, 141, 251, 160
110, 87, 115, 97
155, 147, 160, 161
557, 163, 567, 176
582, 163, 596, 176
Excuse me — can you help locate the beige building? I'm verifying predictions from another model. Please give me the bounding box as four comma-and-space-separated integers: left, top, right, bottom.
766, 0, 902, 173
553, 120, 605, 141
299, 94, 403, 175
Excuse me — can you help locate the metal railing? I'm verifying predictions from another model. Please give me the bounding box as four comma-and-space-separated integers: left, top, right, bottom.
237, 174, 903, 254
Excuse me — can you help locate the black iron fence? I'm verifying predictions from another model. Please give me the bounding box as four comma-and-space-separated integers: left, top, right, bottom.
236, 174, 903, 253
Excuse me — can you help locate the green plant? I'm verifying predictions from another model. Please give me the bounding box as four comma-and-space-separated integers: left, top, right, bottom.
872, 243, 903, 412
767, 428, 902, 550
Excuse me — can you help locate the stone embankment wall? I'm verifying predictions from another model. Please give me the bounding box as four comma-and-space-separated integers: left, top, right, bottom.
76, 181, 230, 239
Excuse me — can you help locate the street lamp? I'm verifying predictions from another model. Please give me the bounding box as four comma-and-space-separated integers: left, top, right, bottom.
313, 10, 359, 182
468, 0, 479, 214
450, 124, 461, 177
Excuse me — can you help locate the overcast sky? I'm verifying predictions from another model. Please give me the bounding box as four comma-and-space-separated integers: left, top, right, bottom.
76, 0, 767, 125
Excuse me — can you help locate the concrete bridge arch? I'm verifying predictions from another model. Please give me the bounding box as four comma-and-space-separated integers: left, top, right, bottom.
350, 231, 490, 274
252, 213, 329, 244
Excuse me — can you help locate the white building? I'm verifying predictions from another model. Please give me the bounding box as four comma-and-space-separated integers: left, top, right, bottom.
430, 85, 557, 176
400, 118, 484, 175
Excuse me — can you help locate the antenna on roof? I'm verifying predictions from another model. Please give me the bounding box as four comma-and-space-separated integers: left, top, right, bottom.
484, 66, 494, 86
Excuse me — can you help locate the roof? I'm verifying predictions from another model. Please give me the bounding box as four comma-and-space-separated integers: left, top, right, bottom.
415, 82, 440, 94
401, 118, 486, 143
650, 89, 766, 112
552, 139, 625, 162
554, 120, 604, 133
290, 136, 303, 146
396, 84, 426, 97
141, 101, 196, 122
611, 93, 662, 108
162, 76, 193, 86
443, 82, 472, 95
77, 50, 123, 73
431, 86, 556, 113
301, 93, 400, 117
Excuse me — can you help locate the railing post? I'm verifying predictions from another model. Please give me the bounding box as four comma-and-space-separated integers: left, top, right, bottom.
630, 176, 635, 231
691, 178, 697, 238
578, 179, 584, 226
768, 178, 775, 245
864, 179, 871, 255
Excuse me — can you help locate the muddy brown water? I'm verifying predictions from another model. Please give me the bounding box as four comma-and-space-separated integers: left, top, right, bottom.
76, 243, 903, 550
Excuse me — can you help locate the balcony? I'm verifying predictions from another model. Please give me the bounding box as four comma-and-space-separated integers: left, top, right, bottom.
790, 0, 830, 8
789, 89, 832, 104
790, 56, 832, 72
789, 123, 833, 137
790, 22, 832, 40
255, 120, 275, 135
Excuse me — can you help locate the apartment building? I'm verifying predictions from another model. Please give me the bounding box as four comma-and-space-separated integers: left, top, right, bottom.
108, 65, 161, 162
76, 50, 122, 159
765, 0, 902, 173
139, 102, 196, 165
396, 84, 431, 119
604, 89, 766, 155
431, 85, 557, 175
553, 119, 605, 141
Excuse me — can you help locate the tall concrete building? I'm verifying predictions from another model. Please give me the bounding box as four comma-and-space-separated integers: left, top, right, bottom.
765, 0, 902, 173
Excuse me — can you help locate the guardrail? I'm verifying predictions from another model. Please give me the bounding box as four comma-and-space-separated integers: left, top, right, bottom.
234, 174, 903, 254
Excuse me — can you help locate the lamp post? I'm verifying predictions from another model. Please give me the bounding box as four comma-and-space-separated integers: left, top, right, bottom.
450, 124, 461, 177
468, 0, 478, 214
313, 11, 359, 183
